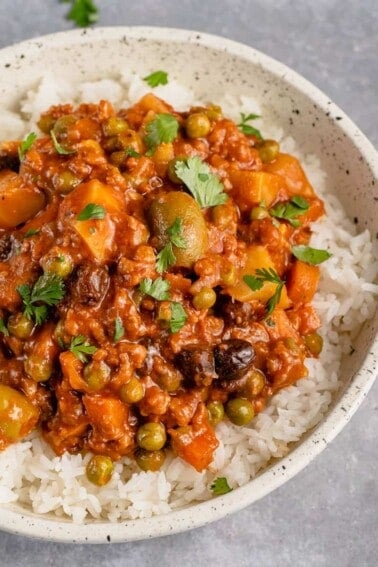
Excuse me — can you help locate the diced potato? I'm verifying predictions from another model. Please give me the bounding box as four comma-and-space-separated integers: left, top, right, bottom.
229, 170, 284, 212
264, 153, 315, 198
59, 179, 125, 262
0, 170, 45, 229
227, 244, 291, 307
286, 260, 320, 304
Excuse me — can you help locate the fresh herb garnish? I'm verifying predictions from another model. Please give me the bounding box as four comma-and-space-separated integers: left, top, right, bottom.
77, 203, 106, 221
0, 318, 9, 336
270, 196, 309, 227
69, 335, 97, 363
169, 302, 187, 333
62, 0, 99, 27
139, 277, 170, 301
243, 267, 285, 315
156, 217, 187, 274
18, 132, 37, 161
143, 70, 169, 88
145, 114, 179, 154
237, 113, 263, 140
174, 156, 227, 208
50, 130, 76, 155
292, 245, 332, 265
113, 316, 125, 343
17, 273, 65, 325
23, 228, 40, 239
210, 477, 233, 496
125, 147, 141, 158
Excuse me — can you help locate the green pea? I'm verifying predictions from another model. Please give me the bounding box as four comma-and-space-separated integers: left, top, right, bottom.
83, 361, 111, 391
37, 114, 56, 134
135, 448, 166, 472
205, 104, 223, 122
55, 170, 80, 195
53, 114, 77, 138
207, 401, 225, 426
7, 313, 34, 339
119, 377, 144, 404
225, 398, 255, 426
86, 455, 114, 486
250, 206, 269, 221
43, 254, 73, 279
243, 369, 266, 399
186, 112, 211, 139
24, 355, 53, 383
304, 332, 323, 356
259, 140, 280, 163
136, 422, 167, 451
193, 287, 216, 310
155, 370, 182, 393
103, 116, 129, 137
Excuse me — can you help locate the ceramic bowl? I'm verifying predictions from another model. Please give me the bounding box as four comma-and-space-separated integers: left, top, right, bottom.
0, 27, 377, 543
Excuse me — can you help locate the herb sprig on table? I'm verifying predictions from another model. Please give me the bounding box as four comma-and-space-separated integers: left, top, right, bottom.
61, 0, 99, 27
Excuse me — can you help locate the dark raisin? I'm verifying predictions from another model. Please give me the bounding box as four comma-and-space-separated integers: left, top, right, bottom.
214, 339, 255, 381
0, 234, 13, 261
70, 264, 110, 305
175, 345, 216, 387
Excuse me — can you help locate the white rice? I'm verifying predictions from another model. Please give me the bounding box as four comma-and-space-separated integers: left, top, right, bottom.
0, 74, 377, 523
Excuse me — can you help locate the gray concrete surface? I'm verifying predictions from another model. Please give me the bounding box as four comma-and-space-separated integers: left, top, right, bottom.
0, 1, 377, 565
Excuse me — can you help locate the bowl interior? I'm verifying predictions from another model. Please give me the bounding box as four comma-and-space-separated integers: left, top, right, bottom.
0, 27, 376, 542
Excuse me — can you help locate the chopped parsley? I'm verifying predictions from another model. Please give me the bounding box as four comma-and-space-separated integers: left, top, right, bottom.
243, 267, 285, 316
139, 277, 170, 301
156, 217, 187, 274
18, 132, 37, 161
237, 113, 263, 140
174, 156, 227, 208
113, 316, 125, 343
210, 477, 233, 496
125, 147, 141, 158
62, 0, 99, 27
50, 130, 76, 155
77, 203, 106, 221
292, 245, 332, 265
0, 318, 9, 336
69, 335, 97, 363
143, 70, 169, 88
169, 302, 187, 333
17, 273, 65, 325
270, 196, 309, 227
145, 114, 179, 154
23, 228, 40, 239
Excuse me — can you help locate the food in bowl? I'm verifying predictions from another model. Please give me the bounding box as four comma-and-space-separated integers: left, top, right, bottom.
0, 71, 376, 524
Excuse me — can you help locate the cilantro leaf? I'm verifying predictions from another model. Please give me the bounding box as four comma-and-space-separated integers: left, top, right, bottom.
169, 302, 187, 333
145, 114, 179, 154
243, 267, 285, 316
174, 156, 227, 208
292, 245, 332, 265
125, 147, 141, 158
50, 130, 76, 155
156, 218, 187, 274
77, 203, 106, 221
0, 318, 9, 336
17, 273, 65, 325
139, 277, 170, 301
143, 70, 169, 88
270, 197, 309, 227
210, 477, 233, 496
69, 335, 97, 363
237, 113, 263, 140
63, 0, 99, 27
23, 228, 40, 239
113, 316, 125, 343
18, 132, 37, 161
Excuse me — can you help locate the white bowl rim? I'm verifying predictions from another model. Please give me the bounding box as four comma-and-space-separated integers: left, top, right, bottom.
0, 25, 377, 544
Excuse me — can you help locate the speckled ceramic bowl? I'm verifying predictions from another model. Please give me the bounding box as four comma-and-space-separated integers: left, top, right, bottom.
0, 27, 377, 543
